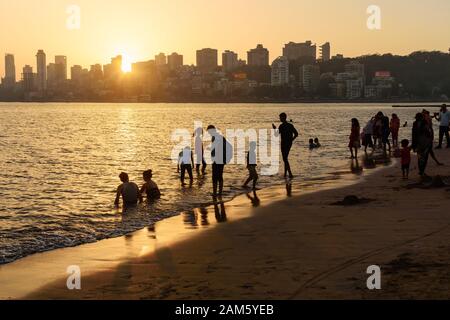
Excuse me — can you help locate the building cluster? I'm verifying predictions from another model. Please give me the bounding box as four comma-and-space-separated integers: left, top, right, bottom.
1, 41, 396, 101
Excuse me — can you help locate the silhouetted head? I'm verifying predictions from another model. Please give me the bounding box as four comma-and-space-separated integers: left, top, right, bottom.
351, 118, 360, 128
143, 170, 153, 182
279, 113, 287, 123
376, 111, 384, 118
442, 104, 447, 112
119, 172, 129, 183
249, 141, 257, 151
415, 113, 424, 121
401, 139, 409, 148
309, 139, 314, 144
392, 113, 398, 119
314, 138, 319, 143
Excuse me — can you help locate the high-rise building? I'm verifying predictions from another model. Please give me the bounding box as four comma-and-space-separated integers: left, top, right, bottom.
222, 50, 238, 72
36, 50, 47, 91
22, 65, 35, 92
90, 64, 103, 80
301, 65, 320, 93
196, 48, 218, 73
319, 43, 331, 62
55, 55, 68, 82
247, 44, 269, 67
168, 53, 183, 70
104, 55, 122, 80
283, 41, 316, 60
155, 53, 167, 66
47, 63, 57, 87
271, 56, 289, 86
71, 65, 84, 83
2, 54, 16, 87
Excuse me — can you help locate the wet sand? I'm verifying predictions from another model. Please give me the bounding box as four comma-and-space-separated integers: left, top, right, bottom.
1, 149, 450, 300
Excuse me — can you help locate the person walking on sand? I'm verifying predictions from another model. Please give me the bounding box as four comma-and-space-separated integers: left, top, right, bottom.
390, 113, 400, 147
115, 172, 142, 209
348, 118, 361, 159
412, 113, 434, 178
208, 125, 233, 197
272, 113, 299, 179
433, 104, 450, 149
243, 141, 259, 190
140, 170, 161, 201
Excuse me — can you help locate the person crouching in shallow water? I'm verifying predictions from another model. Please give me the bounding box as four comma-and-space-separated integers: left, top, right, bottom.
115, 172, 142, 209
348, 118, 361, 159
140, 170, 161, 202
243, 141, 258, 190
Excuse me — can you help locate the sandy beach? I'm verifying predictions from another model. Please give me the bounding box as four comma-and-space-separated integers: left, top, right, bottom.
1, 149, 449, 300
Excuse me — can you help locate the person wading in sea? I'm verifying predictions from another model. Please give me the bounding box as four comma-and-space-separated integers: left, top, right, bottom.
207, 125, 233, 197
114, 172, 142, 209
272, 113, 299, 179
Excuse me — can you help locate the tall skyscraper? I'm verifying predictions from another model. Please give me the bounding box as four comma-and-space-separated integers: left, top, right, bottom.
22, 65, 35, 92
2, 54, 16, 87
222, 50, 238, 72
155, 53, 167, 66
168, 53, 183, 70
271, 56, 289, 86
55, 55, 68, 81
196, 48, 218, 73
283, 41, 316, 60
319, 43, 331, 62
36, 50, 47, 91
247, 44, 269, 66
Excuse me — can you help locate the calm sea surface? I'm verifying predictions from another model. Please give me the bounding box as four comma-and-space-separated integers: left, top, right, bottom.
0, 103, 433, 264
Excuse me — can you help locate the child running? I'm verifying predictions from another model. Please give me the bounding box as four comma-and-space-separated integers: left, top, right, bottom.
400, 139, 411, 179
243, 141, 258, 190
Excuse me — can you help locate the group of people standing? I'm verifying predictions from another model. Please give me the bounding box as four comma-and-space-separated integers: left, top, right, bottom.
115, 113, 300, 209
349, 104, 449, 179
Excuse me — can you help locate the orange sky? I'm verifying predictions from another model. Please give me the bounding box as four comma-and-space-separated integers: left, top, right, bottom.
1, 0, 450, 76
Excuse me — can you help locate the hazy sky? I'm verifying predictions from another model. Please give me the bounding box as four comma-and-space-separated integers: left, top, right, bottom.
1, 0, 450, 76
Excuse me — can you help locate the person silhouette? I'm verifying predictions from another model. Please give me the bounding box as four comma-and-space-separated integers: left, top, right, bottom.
272, 113, 298, 179
207, 125, 233, 197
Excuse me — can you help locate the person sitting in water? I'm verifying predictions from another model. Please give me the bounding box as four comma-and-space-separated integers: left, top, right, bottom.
140, 169, 161, 201
314, 138, 321, 148
309, 139, 316, 150
243, 141, 259, 190
178, 146, 194, 186
115, 172, 142, 208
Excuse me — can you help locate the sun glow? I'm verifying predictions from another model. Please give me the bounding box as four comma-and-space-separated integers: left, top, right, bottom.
121, 54, 132, 73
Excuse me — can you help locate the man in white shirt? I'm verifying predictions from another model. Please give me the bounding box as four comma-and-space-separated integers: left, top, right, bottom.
434, 104, 450, 149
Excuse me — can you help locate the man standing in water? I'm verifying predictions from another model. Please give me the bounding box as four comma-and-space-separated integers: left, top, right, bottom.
273, 113, 299, 179
207, 125, 232, 197
114, 172, 142, 209
434, 104, 450, 149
